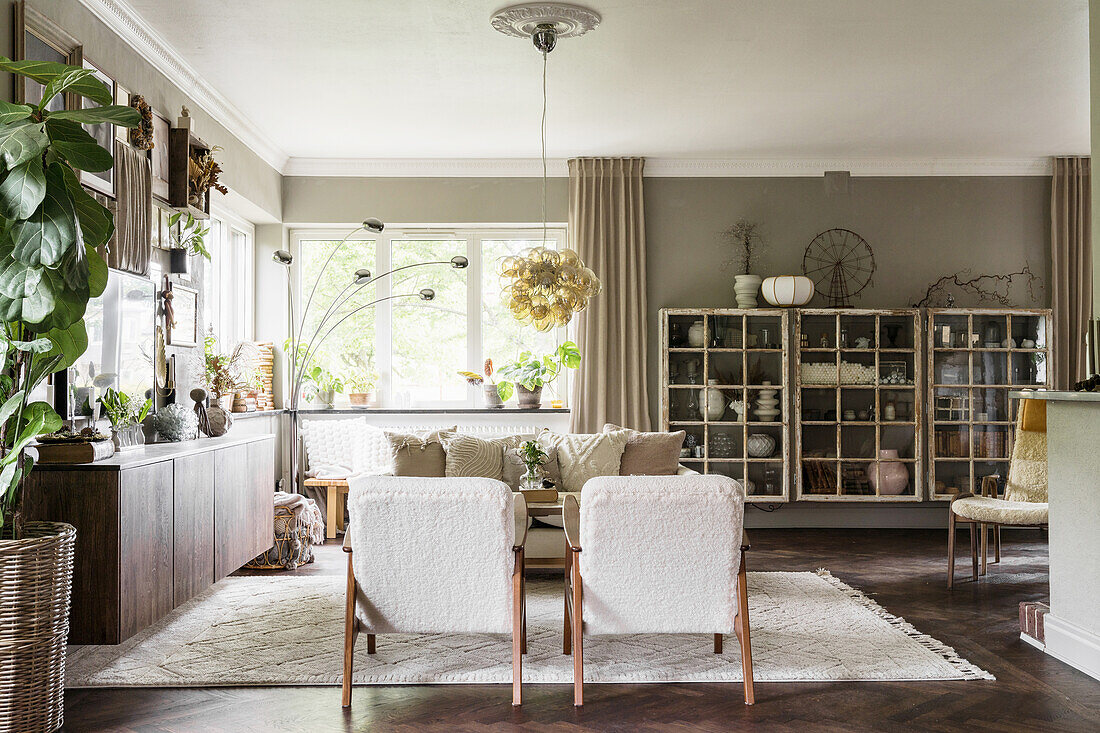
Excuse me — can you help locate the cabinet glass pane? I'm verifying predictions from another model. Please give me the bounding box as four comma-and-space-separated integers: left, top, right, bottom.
972, 388, 1009, 423
801, 354, 838, 385
840, 461, 875, 496
934, 426, 970, 458
934, 351, 969, 386
840, 388, 875, 422
841, 426, 876, 458
746, 385, 781, 422
932, 314, 971, 348
707, 351, 743, 385
973, 425, 1011, 459
748, 461, 783, 497
838, 314, 876, 349
746, 426, 782, 459
974, 314, 1009, 348
1010, 314, 1047, 349
746, 352, 782, 385
746, 316, 782, 349
868, 460, 915, 497
800, 387, 836, 421
711, 315, 743, 347
973, 351, 1008, 385
802, 460, 838, 495
879, 387, 916, 422
1010, 351, 1047, 386
878, 353, 914, 386
880, 424, 917, 458
677, 426, 706, 459
668, 352, 704, 385
802, 314, 837, 348
934, 461, 971, 496
933, 387, 970, 422
708, 427, 743, 459
801, 425, 837, 458
879, 315, 915, 349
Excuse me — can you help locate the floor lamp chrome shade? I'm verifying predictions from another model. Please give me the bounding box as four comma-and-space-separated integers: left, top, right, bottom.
275, 218, 468, 488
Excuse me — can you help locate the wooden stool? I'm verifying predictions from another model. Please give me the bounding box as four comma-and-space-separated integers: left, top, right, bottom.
304, 478, 350, 539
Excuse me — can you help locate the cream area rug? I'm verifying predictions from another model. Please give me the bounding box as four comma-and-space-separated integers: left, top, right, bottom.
66, 571, 992, 687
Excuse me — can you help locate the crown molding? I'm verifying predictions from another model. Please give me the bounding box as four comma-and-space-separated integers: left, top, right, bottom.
76, 0, 289, 172
283, 156, 1054, 178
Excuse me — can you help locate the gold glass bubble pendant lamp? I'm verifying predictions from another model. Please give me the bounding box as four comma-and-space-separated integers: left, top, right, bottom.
491, 3, 603, 331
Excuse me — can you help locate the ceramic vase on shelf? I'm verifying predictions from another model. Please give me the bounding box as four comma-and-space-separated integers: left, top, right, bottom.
699, 379, 726, 420
761, 275, 814, 307
868, 449, 909, 495
746, 433, 776, 458
733, 274, 763, 308
752, 381, 781, 421
687, 320, 706, 347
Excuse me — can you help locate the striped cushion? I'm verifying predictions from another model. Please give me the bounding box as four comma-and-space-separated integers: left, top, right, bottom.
443, 433, 509, 480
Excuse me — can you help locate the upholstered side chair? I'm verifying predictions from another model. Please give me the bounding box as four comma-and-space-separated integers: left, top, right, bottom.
341, 477, 528, 706
562, 474, 754, 706
948, 398, 1048, 588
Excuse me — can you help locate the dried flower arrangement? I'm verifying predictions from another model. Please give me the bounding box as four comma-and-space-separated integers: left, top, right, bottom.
188, 145, 228, 207
910, 265, 1043, 308
195, 331, 259, 399
723, 218, 762, 275
128, 94, 155, 150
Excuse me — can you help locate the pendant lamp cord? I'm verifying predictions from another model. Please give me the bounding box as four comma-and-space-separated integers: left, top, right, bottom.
541, 48, 548, 246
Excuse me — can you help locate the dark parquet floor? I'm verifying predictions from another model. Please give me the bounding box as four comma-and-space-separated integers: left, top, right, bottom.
63, 529, 1100, 732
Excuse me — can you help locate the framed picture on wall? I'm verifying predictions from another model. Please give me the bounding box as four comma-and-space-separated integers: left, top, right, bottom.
150, 111, 171, 201
15, 2, 83, 111
166, 282, 198, 347
79, 59, 116, 198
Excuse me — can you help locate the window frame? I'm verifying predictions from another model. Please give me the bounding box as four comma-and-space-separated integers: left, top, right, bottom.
290, 225, 570, 409
206, 204, 256, 345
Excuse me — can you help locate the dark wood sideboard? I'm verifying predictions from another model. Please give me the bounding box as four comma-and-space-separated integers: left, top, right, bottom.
24, 433, 275, 645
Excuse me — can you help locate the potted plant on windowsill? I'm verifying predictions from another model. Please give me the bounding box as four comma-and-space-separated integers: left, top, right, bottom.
496, 342, 581, 409
341, 350, 378, 407
0, 56, 140, 732
459, 359, 504, 409
100, 389, 152, 451
304, 364, 343, 408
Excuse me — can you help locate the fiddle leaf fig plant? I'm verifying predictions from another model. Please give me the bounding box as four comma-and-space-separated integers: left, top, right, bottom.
0, 56, 140, 538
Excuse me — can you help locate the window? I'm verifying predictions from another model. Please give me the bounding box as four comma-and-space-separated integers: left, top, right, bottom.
204, 207, 255, 346
293, 227, 568, 408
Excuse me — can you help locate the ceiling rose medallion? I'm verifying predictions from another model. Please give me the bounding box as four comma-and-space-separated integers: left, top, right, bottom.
490, 3, 601, 41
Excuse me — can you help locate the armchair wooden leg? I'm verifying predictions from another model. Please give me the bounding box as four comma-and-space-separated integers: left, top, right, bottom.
571, 550, 584, 707
366, 634, 375, 655
327, 489, 339, 541
342, 552, 357, 708
947, 509, 957, 589
512, 548, 524, 706
980, 522, 988, 576
714, 634, 722, 654
734, 549, 754, 705
521, 570, 528, 655
563, 542, 572, 655
969, 520, 979, 581
994, 524, 1001, 563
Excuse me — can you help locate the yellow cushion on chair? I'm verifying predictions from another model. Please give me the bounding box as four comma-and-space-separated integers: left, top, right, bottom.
1004, 399, 1047, 503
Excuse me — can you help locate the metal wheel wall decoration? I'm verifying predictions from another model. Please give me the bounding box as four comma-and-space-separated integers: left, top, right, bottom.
802, 228, 875, 307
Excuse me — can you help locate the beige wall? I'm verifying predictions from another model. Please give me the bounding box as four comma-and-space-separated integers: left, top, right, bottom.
0, 0, 282, 219
283, 176, 568, 224
1093, 0, 1100, 316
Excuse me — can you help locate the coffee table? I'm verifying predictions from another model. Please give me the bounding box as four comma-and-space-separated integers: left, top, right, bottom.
523, 493, 569, 570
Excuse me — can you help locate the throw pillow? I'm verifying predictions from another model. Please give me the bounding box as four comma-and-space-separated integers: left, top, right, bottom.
443, 433, 508, 480
386, 428, 456, 477
603, 423, 685, 476
501, 441, 564, 491
542, 429, 630, 492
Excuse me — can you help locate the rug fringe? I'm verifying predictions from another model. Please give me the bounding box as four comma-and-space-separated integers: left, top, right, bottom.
814, 569, 995, 681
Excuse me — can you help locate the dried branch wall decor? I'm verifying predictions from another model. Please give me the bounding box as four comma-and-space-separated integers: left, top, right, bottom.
188, 145, 228, 208
128, 94, 154, 150
910, 265, 1042, 308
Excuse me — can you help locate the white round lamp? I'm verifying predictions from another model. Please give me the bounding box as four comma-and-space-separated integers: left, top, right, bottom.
761, 276, 815, 307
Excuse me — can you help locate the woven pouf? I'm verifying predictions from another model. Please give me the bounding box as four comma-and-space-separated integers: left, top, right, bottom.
0, 522, 75, 733
245, 507, 316, 570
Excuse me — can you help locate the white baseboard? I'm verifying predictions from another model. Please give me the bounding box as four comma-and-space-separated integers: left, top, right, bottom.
1019, 632, 1045, 651
1043, 614, 1100, 681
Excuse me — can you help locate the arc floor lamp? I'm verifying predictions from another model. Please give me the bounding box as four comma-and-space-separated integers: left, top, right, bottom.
273, 217, 468, 488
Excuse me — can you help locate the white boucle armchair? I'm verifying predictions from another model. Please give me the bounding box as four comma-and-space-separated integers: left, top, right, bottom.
341, 476, 528, 707
562, 474, 753, 706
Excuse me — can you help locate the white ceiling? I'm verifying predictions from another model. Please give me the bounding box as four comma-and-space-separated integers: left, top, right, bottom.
112, 0, 1089, 170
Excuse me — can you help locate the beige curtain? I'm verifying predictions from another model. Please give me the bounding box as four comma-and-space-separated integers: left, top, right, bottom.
568, 158, 650, 432
112, 140, 152, 276
1051, 157, 1092, 388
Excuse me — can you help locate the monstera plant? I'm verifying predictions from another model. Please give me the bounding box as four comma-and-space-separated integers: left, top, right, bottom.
0, 56, 139, 732
0, 57, 138, 538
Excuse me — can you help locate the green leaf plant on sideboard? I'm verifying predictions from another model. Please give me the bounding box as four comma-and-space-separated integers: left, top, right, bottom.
0, 56, 140, 539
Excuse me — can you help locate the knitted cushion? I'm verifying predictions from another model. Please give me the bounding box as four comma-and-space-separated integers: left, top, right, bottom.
301, 417, 366, 478
353, 423, 392, 475
542, 430, 630, 492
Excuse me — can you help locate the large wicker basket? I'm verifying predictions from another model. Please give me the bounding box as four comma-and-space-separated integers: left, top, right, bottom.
0, 522, 76, 733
